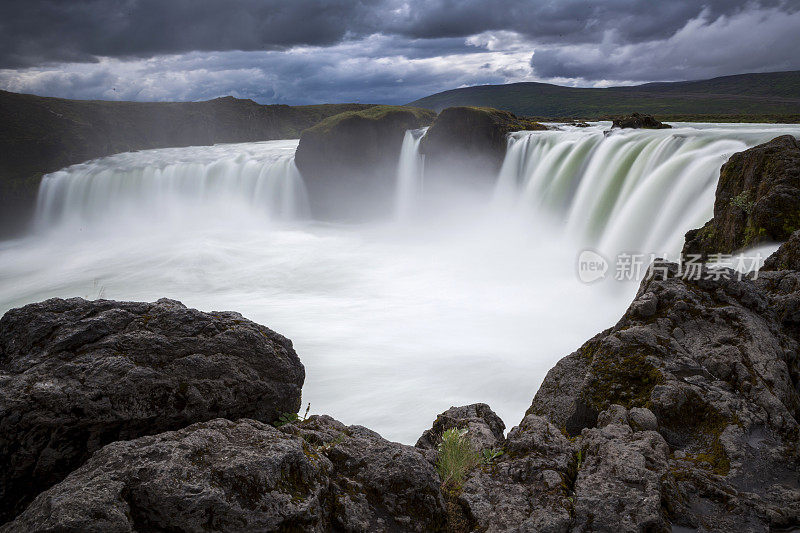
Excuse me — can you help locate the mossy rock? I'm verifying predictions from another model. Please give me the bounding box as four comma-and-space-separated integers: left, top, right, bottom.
683, 135, 800, 258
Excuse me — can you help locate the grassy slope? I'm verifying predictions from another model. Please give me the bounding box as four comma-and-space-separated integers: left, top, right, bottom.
409, 71, 800, 121
303, 105, 436, 134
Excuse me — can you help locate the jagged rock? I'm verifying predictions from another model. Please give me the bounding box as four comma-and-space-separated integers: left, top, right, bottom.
457, 414, 574, 532
611, 112, 671, 129
283, 415, 447, 531
416, 403, 506, 452
527, 260, 800, 531
684, 135, 800, 256
419, 106, 546, 187
0, 297, 304, 523
294, 105, 436, 220
572, 421, 672, 532
763, 229, 800, 271
3, 417, 448, 533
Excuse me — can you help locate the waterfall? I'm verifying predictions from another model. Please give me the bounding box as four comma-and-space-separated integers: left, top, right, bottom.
395, 127, 427, 219
35, 139, 309, 231
495, 124, 797, 255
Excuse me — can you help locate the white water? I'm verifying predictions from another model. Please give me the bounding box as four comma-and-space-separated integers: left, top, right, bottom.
395, 128, 427, 219
2, 123, 800, 443
496, 123, 798, 258
36, 140, 309, 231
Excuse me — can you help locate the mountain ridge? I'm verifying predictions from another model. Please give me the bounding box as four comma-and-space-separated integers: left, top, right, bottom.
409, 70, 800, 119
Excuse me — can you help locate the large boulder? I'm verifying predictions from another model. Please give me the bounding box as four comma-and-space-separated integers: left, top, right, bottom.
419, 106, 545, 188
611, 112, 671, 129
684, 135, 800, 257
294, 105, 436, 220
3, 417, 448, 532
0, 297, 304, 523
527, 261, 800, 530
415, 403, 505, 452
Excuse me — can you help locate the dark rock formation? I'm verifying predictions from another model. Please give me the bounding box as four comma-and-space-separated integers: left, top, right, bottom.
416, 403, 505, 452
419, 106, 546, 188
3, 417, 448, 532
294, 105, 436, 220
762, 229, 800, 271
0, 90, 373, 237
611, 112, 671, 129
0, 297, 304, 523
527, 260, 800, 531
684, 135, 800, 257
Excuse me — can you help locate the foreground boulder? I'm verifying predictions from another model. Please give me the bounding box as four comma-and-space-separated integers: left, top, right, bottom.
419, 106, 546, 188
0, 297, 304, 523
294, 105, 435, 220
611, 112, 671, 129
684, 135, 800, 256
3, 417, 447, 532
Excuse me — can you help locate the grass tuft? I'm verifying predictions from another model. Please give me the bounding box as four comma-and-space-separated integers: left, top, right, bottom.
436, 428, 480, 488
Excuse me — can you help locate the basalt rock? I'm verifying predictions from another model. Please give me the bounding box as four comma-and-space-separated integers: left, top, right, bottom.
419, 106, 546, 189
527, 260, 800, 531
416, 403, 505, 452
611, 112, 671, 129
294, 105, 436, 220
3, 417, 448, 533
683, 135, 800, 257
0, 297, 304, 523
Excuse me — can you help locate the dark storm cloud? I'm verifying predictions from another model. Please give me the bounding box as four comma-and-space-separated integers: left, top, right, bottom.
0, 0, 385, 68
1, 0, 792, 68
1, 0, 799, 103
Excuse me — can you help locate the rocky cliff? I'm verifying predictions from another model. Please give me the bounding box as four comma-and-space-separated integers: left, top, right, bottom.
294, 105, 436, 220
684, 134, 800, 257
419, 106, 546, 189
0, 90, 373, 237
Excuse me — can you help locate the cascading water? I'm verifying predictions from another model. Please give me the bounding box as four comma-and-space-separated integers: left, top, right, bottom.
35, 140, 309, 231
395, 127, 427, 219
2, 122, 800, 443
495, 123, 796, 257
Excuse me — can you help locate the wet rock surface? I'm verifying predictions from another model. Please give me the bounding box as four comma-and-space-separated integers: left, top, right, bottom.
294, 105, 435, 220
611, 112, 671, 129
419, 106, 546, 185
3, 417, 447, 533
684, 134, 800, 256
0, 297, 304, 523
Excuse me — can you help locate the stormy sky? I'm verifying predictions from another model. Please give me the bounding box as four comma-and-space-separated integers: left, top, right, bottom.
1, 0, 799, 105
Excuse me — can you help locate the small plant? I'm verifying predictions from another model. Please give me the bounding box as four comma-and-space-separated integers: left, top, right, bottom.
275, 403, 311, 427
481, 448, 504, 464
730, 190, 755, 214
436, 428, 479, 488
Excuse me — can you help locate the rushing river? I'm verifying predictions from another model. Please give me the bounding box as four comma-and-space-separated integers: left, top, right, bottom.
1, 122, 799, 443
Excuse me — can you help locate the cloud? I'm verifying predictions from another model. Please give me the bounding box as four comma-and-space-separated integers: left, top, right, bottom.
530, 5, 800, 82
0, 35, 532, 104
0, 0, 798, 103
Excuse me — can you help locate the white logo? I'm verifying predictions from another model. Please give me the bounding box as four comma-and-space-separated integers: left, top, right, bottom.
577, 250, 608, 283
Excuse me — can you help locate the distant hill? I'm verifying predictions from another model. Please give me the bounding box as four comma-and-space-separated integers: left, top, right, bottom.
0, 90, 373, 237
409, 71, 800, 120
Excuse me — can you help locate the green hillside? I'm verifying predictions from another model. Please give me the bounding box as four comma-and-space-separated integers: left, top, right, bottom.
409, 71, 800, 120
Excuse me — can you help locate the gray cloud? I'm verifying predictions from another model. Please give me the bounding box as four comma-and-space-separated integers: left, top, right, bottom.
1, 0, 799, 104
530, 5, 800, 82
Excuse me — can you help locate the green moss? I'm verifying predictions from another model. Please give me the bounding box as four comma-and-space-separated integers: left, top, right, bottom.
585, 346, 665, 411
304, 105, 436, 135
